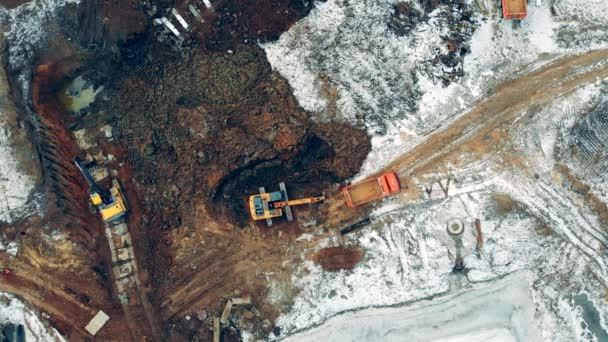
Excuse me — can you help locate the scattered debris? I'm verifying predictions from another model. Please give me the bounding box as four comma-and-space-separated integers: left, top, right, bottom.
475, 218, 483, 252
340, 218, 372, 235
84, 310, 109, 336
390, 0, 478, 86
215, 296, 253, 341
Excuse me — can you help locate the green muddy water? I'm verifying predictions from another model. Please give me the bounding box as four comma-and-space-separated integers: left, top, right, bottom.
60, 76, 103, 113
573, 293, 608, 341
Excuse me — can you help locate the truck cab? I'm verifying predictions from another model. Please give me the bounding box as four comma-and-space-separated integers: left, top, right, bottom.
502, 0, 527, 20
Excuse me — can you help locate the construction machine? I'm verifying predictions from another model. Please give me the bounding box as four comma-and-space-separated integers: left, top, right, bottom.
249, 182, 325, 226
342, 171, 401, 208
74, 157, 128, 223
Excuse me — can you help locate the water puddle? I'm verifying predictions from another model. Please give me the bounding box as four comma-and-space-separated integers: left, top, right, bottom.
59, 76, 103, 113
572, 292, 608, 341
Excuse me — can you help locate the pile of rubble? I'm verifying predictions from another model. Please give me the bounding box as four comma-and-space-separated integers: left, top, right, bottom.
390, 0, 478, 86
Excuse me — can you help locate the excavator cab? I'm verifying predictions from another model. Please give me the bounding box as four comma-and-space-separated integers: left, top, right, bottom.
74, 157, 128, 223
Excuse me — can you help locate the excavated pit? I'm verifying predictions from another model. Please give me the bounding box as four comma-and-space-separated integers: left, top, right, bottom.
2, 0, 371, 339
213, 133, 339, 227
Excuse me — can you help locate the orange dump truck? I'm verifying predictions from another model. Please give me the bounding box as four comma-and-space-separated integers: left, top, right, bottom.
343, 171, 401, 208
502, 0, 527, 20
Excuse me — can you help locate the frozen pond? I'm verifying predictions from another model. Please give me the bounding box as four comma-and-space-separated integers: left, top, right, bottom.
284, 271, 539, 342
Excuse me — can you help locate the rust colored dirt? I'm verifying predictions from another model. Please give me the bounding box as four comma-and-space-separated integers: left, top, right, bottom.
312, 247, 365, 272
0, 0, 29, 9
0, 0, 346, 339
0, 59, 136, 340
32, 59, 101, 245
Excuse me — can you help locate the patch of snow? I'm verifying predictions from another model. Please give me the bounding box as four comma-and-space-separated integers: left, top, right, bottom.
0, 118, 36, 224
0, 292, 65, 341
553, 0, 608, 24
525, 4, 559, 53
263, 0, 464, 133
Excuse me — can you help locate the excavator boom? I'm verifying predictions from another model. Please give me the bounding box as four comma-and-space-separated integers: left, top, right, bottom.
274, 195, 325, 208
74, 157, 112, 204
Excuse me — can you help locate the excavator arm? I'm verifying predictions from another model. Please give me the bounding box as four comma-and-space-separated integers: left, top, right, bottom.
74, 157, 113, 204
274, 195, 325, 208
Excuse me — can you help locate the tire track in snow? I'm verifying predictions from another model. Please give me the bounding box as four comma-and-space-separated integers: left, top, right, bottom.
497, 175, 608, 285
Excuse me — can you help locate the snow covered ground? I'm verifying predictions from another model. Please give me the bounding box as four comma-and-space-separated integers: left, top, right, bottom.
0, 292, 65, 341
263, 0, 608, 178
0, 54, 36, 224
284, 271, 540, 342
0, 107, 36, 224
262, 0, 608, 341
266, 87, 608, 340
0, 0, 80, 225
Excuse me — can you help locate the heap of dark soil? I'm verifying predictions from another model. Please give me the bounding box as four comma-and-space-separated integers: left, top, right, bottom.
106, 44, 370, 229
0, 0, 29, 9
312, 247, 365, 271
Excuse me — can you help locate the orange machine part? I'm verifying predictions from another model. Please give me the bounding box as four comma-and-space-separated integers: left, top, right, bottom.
384, 171, 401, 194
502, 0, 527, 20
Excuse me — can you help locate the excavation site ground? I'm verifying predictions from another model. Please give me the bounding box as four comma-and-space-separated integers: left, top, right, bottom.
0, 0, 607, 341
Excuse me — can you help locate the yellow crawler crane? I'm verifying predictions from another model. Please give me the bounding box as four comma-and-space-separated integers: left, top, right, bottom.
249, 182, 325, 226
74, 157, 128, 222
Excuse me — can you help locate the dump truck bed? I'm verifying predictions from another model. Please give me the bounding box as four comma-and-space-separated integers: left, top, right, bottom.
502, 0, 527, 19
344, 178, 384, 207
343, 171, 401, 207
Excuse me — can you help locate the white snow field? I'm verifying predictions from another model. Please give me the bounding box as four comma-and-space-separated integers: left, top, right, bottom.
0, 293, 65, 342
0, 52, 36, 224
284, 271, 539, 342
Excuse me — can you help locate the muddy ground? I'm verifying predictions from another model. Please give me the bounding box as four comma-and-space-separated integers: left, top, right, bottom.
1, 0, 370, 340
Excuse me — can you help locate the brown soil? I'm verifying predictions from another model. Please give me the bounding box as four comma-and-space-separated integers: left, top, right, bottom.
557, 164, 608, 231
312, 247, 365, 272
492, 193, 521, 216
101, 41, 369, 338
0, 0, 29, 9
2, 0, 368, 340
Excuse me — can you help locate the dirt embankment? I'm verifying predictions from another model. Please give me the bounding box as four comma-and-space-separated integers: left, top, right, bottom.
0, 0, 29, 9
1, 0, 369, 339
312, 247, 365, 272
102, 42, 369, 339
1, 58, 133, 340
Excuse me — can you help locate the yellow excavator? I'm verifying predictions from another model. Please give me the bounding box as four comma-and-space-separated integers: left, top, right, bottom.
74, 157, 128, 223
249, 182, 325, 226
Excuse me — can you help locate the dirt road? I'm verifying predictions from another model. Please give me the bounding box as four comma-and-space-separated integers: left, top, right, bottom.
390, 49, 608, 175
318, 49, 608, 237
